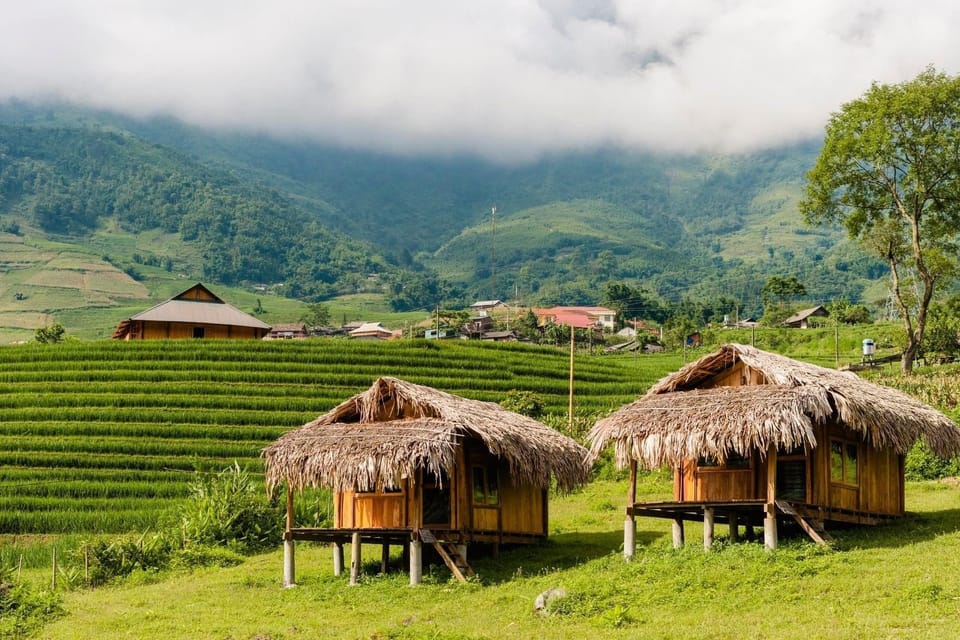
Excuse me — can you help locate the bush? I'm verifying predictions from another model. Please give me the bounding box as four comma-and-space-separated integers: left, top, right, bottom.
82, 534, 173, 586
174, 463, 282, 553
501, 390, 545, 418
0, 570, 64, 638
905, 441, 960, 480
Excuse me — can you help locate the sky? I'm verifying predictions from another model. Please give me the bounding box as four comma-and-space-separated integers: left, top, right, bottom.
2, 1, 959, 162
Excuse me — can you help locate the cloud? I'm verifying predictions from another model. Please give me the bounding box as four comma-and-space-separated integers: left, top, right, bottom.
1, 0, 959, 161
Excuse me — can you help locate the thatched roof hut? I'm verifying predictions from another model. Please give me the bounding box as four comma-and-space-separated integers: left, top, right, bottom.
264, 377, 590, 586
265, 376, 589, 494
588, 344, 960, 553
590, 343, 960, 469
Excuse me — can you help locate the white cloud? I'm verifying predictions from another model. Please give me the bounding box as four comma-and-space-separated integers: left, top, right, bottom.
1, 0, 958, 161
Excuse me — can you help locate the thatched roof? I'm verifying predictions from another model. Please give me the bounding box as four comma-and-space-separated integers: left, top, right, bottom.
263, 377, 590, 493
589, 343, 960, 470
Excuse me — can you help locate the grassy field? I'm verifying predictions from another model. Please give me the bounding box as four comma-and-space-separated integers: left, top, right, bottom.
19, 476, 960, 640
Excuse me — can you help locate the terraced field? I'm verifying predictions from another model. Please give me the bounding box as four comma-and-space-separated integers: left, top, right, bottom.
0, 338, 679, 534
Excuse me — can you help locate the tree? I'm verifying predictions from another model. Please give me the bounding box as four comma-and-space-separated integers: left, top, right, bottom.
300, 302, 331, 328
35, 323, 66, 344
800, 67, 960, 372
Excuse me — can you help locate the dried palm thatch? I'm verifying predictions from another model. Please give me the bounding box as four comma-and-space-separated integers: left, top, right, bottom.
589, 343, 960, 470
264, 377, 590, 494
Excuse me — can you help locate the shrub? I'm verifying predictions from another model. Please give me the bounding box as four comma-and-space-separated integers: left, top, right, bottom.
175, 463, 282, 553
905, 441, 960, 480
501, 390, 545, 418
0, 569, 64, 638
82, 534, 173, 586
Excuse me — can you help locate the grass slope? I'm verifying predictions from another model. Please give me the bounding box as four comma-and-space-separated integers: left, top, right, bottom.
31, 478, 960, 640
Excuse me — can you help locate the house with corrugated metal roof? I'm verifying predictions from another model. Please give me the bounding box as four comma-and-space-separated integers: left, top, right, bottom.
112, 283, 271, 340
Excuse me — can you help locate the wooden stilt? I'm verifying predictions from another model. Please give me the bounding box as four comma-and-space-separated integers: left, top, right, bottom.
409, 539, 423, 586
672, 518, 684, 549
350, 532, 361, 586
456, 544, 468, 564
380, 543, 390, 574
729, 514, 740, 542
765, 444, 779, 551
333, 542, 344, 576
703, 508, 715, 551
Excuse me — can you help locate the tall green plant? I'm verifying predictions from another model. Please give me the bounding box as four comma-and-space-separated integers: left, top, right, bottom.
175, 463, 281, 552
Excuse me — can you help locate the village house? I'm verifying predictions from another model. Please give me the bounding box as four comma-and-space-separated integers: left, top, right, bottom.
784, 305, 829, 329
532, 306, 616, 331
112, 283, 270, 340
263, 323, 310, 340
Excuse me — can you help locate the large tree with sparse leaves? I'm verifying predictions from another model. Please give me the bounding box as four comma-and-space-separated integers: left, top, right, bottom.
800, 67, 960, 373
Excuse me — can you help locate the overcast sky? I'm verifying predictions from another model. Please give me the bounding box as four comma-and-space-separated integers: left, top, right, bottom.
2, 1, 958, 162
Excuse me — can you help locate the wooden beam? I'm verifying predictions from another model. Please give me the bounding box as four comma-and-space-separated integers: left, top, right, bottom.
765, 445, 778, 551
729, 513, 739, 542
380, 544, 390, 574
672, 518, 685, 549
333, 542, 344, 577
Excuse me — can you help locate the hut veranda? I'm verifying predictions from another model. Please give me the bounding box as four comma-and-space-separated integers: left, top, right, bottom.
263, 377, 590, 586
589, 344, 960, 555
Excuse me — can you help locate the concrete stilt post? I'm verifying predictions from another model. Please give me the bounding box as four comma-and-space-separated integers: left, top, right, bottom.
409, 539, 423, 586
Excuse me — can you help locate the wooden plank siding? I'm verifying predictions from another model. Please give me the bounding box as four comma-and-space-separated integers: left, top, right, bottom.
331, 438, 549, 537
674, 418, 907, 519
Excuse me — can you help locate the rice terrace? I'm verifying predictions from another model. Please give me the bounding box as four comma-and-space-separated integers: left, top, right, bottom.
3, 336, 960, 639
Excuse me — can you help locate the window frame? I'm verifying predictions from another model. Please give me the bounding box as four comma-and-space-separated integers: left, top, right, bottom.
829, 438, 860, 487
471, 465, 500, 506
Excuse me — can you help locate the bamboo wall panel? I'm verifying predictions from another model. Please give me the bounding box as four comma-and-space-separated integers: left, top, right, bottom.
139, 322, 265, 340
472, 506, 499, 531
692, 469, 755, 501
500, 482, 544, 534
352, 494, 406, 528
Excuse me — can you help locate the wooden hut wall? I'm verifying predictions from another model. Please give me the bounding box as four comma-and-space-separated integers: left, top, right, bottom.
464, 442, 547, 536
137, 321, 267, 339
335, 484, 411, 529
809, 423, 905, 517
675, 420, 906, 518
676, 453, 759, 502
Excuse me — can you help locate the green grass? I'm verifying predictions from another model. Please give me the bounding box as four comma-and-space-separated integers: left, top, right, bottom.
20, 477, 960, 639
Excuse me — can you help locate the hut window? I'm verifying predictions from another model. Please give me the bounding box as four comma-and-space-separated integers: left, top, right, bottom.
830, 440, 859, 486
193, 327, 205, 339
472, 466, 499, 505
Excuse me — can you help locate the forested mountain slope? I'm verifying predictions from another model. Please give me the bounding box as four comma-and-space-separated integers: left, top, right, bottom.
0, 102, 887, 315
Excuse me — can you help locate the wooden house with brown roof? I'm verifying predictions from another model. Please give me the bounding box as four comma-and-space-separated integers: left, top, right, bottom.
112, 283, 270, 340
263, 377, 590, 586
588, 344, 960, 554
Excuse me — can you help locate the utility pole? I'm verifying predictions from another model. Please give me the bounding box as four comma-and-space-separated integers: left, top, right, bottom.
490, 206, 497, 300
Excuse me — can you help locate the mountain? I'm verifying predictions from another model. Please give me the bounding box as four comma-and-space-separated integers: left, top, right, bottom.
0, 101, 887, 326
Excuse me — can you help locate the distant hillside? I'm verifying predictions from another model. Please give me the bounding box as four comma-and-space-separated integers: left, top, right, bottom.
0, 101, 889, 322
